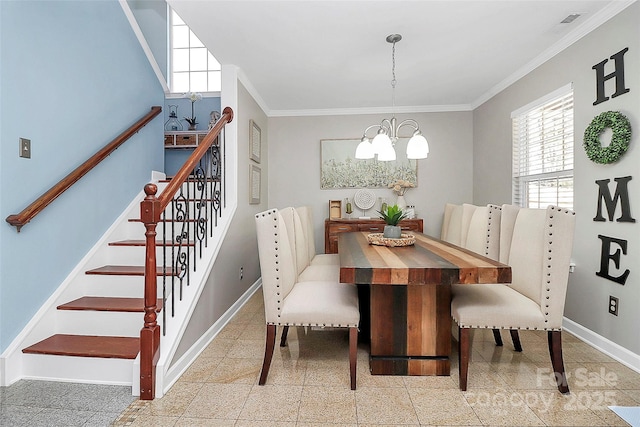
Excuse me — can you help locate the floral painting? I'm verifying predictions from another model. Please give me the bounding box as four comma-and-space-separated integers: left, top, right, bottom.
320, 139, 417, 189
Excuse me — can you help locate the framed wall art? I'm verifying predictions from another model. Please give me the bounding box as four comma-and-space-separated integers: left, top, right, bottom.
250, 119, 261, 163
249, 164, 261, 204
320, 138, 417, 189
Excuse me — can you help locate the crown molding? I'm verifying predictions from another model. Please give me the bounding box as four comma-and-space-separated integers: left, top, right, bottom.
268, 104, 473, 118
471, 0, 636, 109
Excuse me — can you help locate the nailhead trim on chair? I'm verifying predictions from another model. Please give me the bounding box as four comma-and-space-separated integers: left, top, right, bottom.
485, 204, 501, 256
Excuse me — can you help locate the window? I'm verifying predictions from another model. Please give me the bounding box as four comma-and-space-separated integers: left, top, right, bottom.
512, 84, 574, 210
170, 9, 221, 93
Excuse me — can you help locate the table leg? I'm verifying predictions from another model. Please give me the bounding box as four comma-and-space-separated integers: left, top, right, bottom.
369, 283, 451, 375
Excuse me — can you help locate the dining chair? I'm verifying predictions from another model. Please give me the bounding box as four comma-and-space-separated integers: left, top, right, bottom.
441, 203, 465, 245
295, 206, 339, 266
451, 205, 576, 393
255, 208, 360, 389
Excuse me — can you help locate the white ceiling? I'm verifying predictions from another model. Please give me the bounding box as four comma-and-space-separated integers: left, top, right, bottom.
168, 0, 633, 116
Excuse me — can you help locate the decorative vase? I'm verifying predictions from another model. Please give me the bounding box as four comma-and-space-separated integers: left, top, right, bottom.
188, 123, 197, 131
396, 195, 407, 211
383, 225, 402, 239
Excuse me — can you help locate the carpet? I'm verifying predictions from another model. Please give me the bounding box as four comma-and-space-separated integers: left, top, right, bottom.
609, 406, 640, 427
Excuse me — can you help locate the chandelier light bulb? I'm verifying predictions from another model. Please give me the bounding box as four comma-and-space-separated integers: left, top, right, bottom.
371, 132, 392, 155
377, 142, 397, 161
406, 133, 429, 159
355, 137, 375, 159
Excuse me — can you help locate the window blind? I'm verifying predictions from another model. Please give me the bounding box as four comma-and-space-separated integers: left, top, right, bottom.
512, 87, 574, 210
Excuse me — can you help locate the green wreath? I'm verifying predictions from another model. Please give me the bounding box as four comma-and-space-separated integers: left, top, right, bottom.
583, 111, 632, 164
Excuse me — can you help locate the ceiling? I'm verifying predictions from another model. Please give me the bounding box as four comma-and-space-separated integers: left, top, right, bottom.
168, 0, 633, 116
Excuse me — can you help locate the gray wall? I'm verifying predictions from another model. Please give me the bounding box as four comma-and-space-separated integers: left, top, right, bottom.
173, 81, 267, 360
474, 4, 639, 354
268, 111, 474, 249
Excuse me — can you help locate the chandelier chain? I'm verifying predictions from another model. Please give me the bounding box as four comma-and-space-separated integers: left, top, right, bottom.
391, 40, 397, 110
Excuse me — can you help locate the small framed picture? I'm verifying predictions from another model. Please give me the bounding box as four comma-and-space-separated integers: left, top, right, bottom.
250, 164, 261, 204
250, 119, 261, 163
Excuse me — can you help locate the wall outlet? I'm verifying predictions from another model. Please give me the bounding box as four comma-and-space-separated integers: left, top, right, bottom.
608, 296, 619, 316
239, 267, 244, 280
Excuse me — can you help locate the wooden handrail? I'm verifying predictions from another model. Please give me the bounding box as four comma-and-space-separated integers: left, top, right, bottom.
139, 105, 233, 400
6, 106, 162, 232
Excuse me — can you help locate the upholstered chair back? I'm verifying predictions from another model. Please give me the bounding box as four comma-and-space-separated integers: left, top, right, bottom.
280, 207, 312, 277
296, 206, 317, 259
460, 204, 477, 248
441, 203, 464, 245
508, 206, 575, 328
499, 204, 520, 264
464, 204, 502, 260
255, 209, 298, 324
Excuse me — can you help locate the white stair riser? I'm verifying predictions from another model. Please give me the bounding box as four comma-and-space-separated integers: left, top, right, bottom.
21, 354, 135, 386
57, 311, 149, 337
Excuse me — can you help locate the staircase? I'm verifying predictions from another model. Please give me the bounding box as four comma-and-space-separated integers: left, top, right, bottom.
17, 178, 208, 389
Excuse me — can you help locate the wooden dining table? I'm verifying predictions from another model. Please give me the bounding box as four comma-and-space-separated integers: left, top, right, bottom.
338, 231, 511, 376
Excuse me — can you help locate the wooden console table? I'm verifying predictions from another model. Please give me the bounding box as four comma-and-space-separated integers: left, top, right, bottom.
324, 218, 423, 254
338, 231, 511, 376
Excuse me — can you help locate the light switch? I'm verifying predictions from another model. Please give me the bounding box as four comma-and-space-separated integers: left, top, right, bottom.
19, 138, 31, 158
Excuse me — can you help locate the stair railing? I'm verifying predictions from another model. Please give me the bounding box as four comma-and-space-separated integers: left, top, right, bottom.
139, 106, 234, 400
5, 106, 162, 232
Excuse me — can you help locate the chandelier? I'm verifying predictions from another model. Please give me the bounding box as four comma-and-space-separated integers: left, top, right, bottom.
355, 34, 429, 161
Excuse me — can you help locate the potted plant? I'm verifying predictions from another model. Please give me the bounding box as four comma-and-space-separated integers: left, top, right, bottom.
378, 204, 408, 238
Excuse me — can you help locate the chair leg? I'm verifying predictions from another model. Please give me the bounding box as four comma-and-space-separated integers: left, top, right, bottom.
259, 324, 276, 386
349, 327, 358, 390
458, 327, 471, 391
548, 330, 569, 394
510, 329, 523, 352
280, 325, 289, 347
492, 329, 503, 346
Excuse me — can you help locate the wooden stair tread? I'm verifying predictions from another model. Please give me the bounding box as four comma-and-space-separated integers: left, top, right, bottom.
109, 239, 194, 247
22, 334, 139, 359
58, 297, 162, 312
85, 265, 178, 276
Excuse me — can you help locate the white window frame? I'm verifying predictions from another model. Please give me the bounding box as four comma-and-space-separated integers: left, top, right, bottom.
511, 83, 574, 210
168, 8, 221, 95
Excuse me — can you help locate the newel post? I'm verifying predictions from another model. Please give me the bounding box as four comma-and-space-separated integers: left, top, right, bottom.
140, 183, 161, 400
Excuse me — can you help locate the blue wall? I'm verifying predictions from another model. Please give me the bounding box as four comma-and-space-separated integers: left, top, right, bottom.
0, 0, 165, 351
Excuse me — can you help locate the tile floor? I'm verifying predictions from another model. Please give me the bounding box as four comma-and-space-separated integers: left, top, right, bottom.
111, 289, 640, 426
3, 288, 639, 426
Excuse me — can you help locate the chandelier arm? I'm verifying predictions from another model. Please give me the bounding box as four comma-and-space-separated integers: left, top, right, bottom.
361, 124, 383, 138
396, 119, 420, 132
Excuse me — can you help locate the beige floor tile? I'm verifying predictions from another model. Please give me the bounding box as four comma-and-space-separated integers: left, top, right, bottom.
356, 365, 406, 388
226, 338, 267, 359
182, 383, 252, 419
621, 389, 640, 404
402, 373, 457, 389
409, 388, 481, 425
261, 357, 307, 385
297, 385, 357, 424
235, 421, 296, 427
582, 362, 640, 390
591, 389, 637, 426
206, 357, 262, 384
174, 417, 236, 426
237, 384, 302, 422
304, 359, 356, 389
176, 356, 222, 383
355, 386, 419, 425
524, 388, 612, 426
464, 389, 545, 426
199, 337, 236, 358
143, 381, 203, 417
128, 414, 179, 426
215, 322, 247, 340
563, 342, 618, 363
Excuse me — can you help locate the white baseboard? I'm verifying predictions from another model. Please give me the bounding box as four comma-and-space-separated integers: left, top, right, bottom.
563, 317, 640, 374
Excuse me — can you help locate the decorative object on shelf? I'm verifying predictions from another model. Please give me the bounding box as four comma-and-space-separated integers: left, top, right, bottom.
250, 119, 261, 163
406, 205, 416, 219
378, 204, 408, 238
329, 200, 342, 219
389, 179, 414, 210
321, 139, 417, 189
345, 198, 353, 218
367, 233, 416, 247
208, 110, 221, 131
355, 34, 429, 161
583, 111, 631, 164
184, 92, 202, 130
165, 105, 183, 131
249, 164, 261, 204
353, 189, 376, 218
